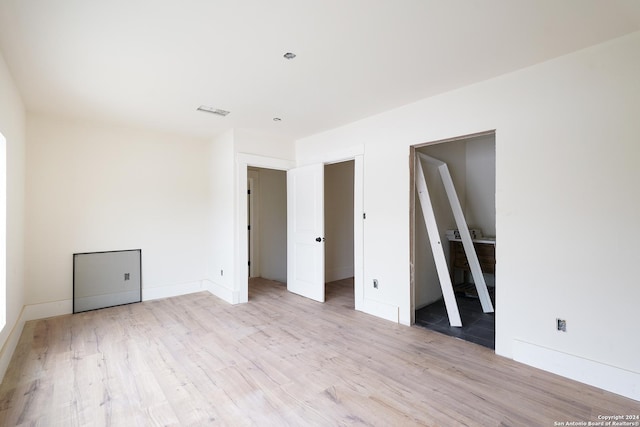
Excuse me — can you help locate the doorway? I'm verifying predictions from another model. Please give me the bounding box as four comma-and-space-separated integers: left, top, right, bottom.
285, 159, 357, 305
324, 160, 355, 307
410, 131, 497, 349
247, 167, 287, 286
237, 150, 364, 310
247, 161, 355, 306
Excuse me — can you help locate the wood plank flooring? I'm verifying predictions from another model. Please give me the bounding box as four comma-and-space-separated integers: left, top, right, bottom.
0, 277, 638, 426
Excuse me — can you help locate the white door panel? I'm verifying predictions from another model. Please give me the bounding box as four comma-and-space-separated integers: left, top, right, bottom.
287, 163, 325, 302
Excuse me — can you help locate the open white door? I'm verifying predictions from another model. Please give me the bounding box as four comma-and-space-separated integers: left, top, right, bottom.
287, 163, 325, 302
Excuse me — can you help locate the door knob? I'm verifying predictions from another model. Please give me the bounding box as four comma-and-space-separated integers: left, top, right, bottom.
315, 237, 323, 242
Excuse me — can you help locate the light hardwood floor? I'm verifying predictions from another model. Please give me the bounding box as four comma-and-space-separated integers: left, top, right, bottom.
1, 278, 638, 426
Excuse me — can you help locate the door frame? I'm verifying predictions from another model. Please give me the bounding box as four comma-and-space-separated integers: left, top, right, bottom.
247, 169, 260, 278
237, 154, 295, 303
235, 146, 364, 309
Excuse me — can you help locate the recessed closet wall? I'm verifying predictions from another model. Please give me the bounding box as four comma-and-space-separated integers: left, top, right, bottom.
324, 161, 354, 282
248, 167, 287, 283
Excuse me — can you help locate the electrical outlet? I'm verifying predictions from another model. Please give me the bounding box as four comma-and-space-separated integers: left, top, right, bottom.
556, 318, 567, 332
124, 273, 130, 281
373, 279, 378, 289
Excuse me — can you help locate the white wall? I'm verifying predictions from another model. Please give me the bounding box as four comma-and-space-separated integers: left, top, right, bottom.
464, 134, 496, 237
206, 130, 236, 298
207, 129, 294, 302
296, 32, 640, 399
25, 114, 211, 305
0, 51, 26, 380
325, 161, 354, 282
234, 129, 294, 160
255, 168, 287, 283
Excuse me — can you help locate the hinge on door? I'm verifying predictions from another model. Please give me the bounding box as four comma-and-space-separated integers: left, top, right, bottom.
248, 225, 251, 230
247, 189, 251, 195
363, 212, 366, 219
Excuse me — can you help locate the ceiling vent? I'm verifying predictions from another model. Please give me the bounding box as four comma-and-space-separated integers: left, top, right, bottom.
197, 105, 230, 116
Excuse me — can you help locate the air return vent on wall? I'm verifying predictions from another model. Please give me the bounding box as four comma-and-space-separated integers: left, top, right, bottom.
73, 249, 142, 313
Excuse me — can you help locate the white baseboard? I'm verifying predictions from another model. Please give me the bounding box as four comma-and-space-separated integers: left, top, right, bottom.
20, 281, 207, 319
513, 339, 640, 402
357, 297, 399, 323
0, 310, 26, 383
24, 299, 73, 321
203, 279, 239, 304
142, 281, 204, 301
20, 281, 207, 321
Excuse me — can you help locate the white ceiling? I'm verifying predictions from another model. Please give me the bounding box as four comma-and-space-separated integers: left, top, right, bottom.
1, 0, 639, 140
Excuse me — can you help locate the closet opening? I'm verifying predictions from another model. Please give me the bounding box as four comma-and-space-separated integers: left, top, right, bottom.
410, 131, 496, 349
324, 160, 355, 308
247, 167, 287, 294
